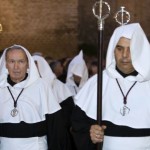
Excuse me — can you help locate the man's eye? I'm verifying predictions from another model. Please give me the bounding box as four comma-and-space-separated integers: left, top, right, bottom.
19, 60, 24, 63
116, 47, 122, 51
9, 60, 15, 63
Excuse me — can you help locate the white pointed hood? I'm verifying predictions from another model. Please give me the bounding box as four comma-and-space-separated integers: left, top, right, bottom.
66, 50, 88, 89
32, 55, 73, 103
106, 23, 150, 82
32, 55, 56, 86
0, 45, 40, 88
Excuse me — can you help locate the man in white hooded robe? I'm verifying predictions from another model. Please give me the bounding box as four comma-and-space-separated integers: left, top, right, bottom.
32, 55, 76, 149
0, 45, 71, 150
71, 23, 150, 150
66, 50, 88, 97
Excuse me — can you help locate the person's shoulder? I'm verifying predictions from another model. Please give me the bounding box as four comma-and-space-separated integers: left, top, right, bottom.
54, 78, 65, 86
34, 77, 45, 85
103, 69, 109, 76
88, 70, 109, 81
103, 69, 110, 81
88, 74, 97, 82
32, 78, 51, 90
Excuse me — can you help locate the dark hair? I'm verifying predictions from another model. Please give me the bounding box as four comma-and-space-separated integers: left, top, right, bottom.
49, 60, 61, 72
5, 45, 28, 61
91, 60, 98, 66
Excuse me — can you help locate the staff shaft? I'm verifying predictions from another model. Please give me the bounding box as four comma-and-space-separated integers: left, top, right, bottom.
97, 29, 104, 150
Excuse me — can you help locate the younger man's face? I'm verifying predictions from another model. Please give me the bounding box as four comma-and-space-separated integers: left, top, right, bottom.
114, 37, 135, 74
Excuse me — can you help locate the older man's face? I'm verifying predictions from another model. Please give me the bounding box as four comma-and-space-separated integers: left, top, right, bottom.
114, 37, 135, 74
6, 49, 29, 83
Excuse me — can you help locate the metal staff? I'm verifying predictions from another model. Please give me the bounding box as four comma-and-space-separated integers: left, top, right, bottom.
92, 1, 110, 150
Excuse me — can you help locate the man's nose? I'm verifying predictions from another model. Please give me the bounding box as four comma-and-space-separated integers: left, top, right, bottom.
122, 49, 129, 58
14, 62, 19, 69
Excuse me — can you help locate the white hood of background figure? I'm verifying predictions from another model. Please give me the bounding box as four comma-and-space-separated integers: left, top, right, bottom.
66, 50, 88, 89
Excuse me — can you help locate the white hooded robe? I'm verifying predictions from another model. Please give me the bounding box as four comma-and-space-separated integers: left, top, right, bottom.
73, 23, 150, 150
0, 45, 68, 150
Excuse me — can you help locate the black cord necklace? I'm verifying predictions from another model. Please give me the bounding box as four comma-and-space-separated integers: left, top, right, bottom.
116, 79, 137, 116
7, 86, 24, 117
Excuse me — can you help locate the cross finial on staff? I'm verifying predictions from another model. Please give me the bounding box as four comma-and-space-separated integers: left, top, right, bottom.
92, 0, 110, 30
114, 6, 130, 26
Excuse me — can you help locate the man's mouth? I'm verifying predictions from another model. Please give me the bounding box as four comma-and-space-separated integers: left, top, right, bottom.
121, 60, 130, 64
122, 62, 129, 64
13, 72, 20, 74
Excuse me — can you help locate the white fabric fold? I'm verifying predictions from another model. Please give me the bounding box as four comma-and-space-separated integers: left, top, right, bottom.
32, 55, 72, 103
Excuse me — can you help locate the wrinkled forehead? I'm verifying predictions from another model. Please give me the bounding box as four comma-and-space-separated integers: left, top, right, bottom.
5, 46, 28, 61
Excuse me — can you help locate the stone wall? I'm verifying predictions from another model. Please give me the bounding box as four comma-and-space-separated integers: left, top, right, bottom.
0, 0, 150, 59
0, 0, 78, 59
